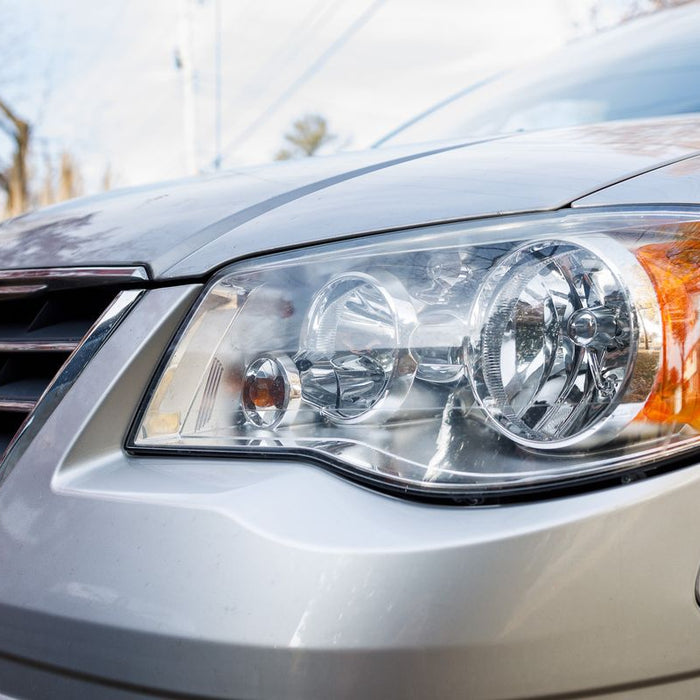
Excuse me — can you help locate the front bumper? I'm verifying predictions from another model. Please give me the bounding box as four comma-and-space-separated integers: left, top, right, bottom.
2, 286, 700, 699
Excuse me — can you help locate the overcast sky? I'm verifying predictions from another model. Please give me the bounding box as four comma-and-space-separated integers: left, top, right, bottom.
0, 0, 648, 192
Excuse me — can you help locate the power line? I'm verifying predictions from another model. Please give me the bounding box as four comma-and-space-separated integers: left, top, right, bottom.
235, 0, 342, 102
218, 0, 388, 164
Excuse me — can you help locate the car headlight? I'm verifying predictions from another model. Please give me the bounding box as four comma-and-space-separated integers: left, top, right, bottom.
129, 210, 700, 500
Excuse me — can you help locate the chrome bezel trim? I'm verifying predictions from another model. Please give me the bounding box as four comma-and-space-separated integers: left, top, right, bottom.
298, 270, 418, 425
466, 234, 663, 450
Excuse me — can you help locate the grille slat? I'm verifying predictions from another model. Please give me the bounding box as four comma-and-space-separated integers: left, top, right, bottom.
0, 375, 59, 404
0, 340, 79, 352
0, 399, 36, 412
0, 413, 27, 454
0, 269, 146, 458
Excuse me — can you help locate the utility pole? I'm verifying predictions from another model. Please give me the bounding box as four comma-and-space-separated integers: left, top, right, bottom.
213, 0, 222, 170
177, 0, 198, 175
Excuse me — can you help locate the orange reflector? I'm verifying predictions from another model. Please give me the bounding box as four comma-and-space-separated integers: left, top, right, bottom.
636, 223, 700, 429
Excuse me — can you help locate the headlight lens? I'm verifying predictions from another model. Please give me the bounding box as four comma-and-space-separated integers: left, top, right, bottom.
130, 210, 700, 498
467, 236, 658, 449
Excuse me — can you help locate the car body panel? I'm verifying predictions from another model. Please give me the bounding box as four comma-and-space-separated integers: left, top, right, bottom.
4, 103, 700, 695
2, 287, 700, 698
573, 152, 700, 207
1, 117, 700, 279
0, 144, 472, 280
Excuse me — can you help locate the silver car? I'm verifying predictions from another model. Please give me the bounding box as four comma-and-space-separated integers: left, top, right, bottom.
2, 5, 700, 699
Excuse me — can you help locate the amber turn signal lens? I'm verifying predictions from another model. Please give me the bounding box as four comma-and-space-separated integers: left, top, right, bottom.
245, 376, 285, 409
637, 222, 700, 429
241, 354, 302, 429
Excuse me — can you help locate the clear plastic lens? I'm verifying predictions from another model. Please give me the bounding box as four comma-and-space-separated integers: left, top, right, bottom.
132, 211, 700, 496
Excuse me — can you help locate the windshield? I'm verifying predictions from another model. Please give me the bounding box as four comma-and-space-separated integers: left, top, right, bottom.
378, 5, 700, 147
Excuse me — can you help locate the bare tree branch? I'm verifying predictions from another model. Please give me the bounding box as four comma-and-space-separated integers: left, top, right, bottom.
0, 95, 31, 216
0, 97, 29, 134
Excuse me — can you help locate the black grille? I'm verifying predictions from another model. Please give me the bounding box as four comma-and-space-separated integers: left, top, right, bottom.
0, 273, 141, 455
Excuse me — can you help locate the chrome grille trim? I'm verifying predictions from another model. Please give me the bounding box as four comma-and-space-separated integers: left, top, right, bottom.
0, 266, 148, 284
0, 285, 48, 299
0, 340, 80, 352
0, 400, 36, 413
0, 266, 148, 465
0, 288, 144, 483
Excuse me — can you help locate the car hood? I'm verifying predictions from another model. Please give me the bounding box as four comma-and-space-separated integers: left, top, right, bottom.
2, 116, 700, 280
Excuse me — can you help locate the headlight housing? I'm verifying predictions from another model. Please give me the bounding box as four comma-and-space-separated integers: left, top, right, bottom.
129, 210, 700, 500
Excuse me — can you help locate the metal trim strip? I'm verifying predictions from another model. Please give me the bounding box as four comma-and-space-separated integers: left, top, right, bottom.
0, 400, 36, 413
0, 340, 79, 352
0, 266, 149, 283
